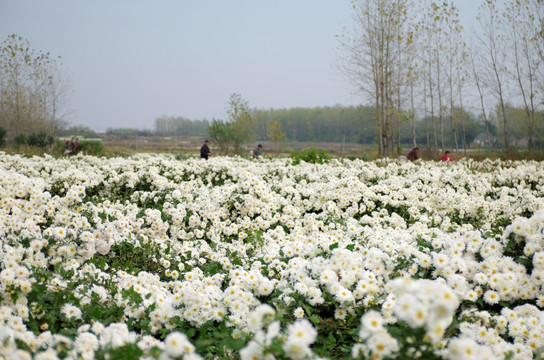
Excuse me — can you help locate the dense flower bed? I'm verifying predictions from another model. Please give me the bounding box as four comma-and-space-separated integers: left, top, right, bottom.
0, 152, 543, 359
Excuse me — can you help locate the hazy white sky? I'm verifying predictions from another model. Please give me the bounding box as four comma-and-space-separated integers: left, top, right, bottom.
1, 0, 483, 132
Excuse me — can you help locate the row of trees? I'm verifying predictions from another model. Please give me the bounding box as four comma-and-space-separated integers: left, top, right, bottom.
154, 116, 209, 137
151, 88, 544, 150
339, 0, 544, 155
154, 98, 543, 152
0, 35, 72, 141
252, 104, 544, 150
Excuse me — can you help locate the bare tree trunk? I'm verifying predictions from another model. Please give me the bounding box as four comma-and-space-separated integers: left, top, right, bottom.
410, 77, 417, 148
458, 91, 467, 153
423, 66, 430, 150
478, 0, 510, 152
396, 73, 402, 154
448, 54, 459, 152
456, 43, 467, 153
508, 1, 538, 153
436, 53, 445, 153
429, 66, 438, 152
470, 48, 492, 151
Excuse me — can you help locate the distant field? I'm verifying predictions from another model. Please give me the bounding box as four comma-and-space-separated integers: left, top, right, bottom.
97, 135, 544, 161
100, 135, 368, 157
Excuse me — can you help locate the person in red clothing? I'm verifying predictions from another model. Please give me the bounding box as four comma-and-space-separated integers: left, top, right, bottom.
441, 151, 453, 162
407, 147, 419, 161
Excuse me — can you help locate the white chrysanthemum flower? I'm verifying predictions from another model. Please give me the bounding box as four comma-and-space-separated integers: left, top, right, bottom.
74, 332, 99, 358
11, 350, 32, 360
240, 340, 264, 360
282, 337, 313, 360
464, 290, 478, 302
61, 304, 82, 320
164, 331, 194, 357
34, 349, 62, 360
360, 310, 384, 335
52, 226, 67, 240
474, 272, 488, 285
483, 290, 500, 305
285, 319, 317, 347
445, 336, 495, 360
294, 307, 305, 319
366, 331, 400, 359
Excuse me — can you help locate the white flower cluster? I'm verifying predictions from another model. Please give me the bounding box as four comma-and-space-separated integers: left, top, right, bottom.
354, 310, 399, 359
1, 153, 544, 359
0, 321, 177, 360
386, 278, 459, 343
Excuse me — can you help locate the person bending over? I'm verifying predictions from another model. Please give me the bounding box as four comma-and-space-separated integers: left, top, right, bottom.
252, 144, 263, 159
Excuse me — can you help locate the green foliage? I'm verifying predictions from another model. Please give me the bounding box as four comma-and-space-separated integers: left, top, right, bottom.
79, 140, 104, 156
208, 119, 238, 153
226, 93, 253, 140
14, 133, 28, 146
94, 343, 145, 360
503, 233, 534, 273
207, 93, 254, 154
98, 240, 163, 276
268, 119, 285, 151
290, 147, 331, 165
13, 132, 54, 148
0, 126, 6, 147
28, 132, 54, 148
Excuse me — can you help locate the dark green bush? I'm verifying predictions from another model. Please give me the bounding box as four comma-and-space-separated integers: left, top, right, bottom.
79, 140, 104, 156
13, 132, 54, 149
290, 147, 331, 165
0, 127, 6, 147
28, 132, 54, 148
14, 134, 28, 146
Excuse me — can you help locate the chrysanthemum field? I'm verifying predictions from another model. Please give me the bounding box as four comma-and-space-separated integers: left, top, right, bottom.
1, 153, 543, 360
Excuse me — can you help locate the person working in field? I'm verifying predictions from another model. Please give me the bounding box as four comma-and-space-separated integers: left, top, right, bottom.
252, 144, 263, 159
407, 147, 419, 161
200, 140, 212, 160
441, 150, 453, 162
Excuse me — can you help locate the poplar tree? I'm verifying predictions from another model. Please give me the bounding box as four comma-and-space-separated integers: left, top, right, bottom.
0, 35, 71, 141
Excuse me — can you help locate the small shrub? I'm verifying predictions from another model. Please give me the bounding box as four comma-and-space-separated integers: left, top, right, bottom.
28, 132, 54, 148
290, 147, 331, 165
79, 140, 104, 156
14, 133, 28, 147
0, 127, 6, 147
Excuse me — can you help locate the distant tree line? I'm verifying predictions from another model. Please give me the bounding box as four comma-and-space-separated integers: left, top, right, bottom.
154, 115, 210, 137
252, 105, 376, 144
152, 102, 543, 151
